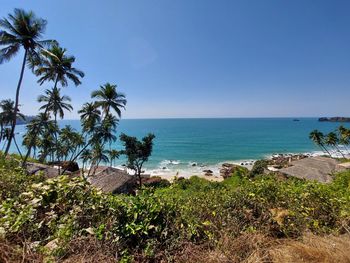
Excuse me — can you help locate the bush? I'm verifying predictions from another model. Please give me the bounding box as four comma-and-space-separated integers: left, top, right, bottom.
249, 160, 269, 177
0, 158, 349, 261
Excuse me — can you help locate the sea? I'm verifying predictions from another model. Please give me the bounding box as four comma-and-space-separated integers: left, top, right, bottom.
10, 118, 350, 178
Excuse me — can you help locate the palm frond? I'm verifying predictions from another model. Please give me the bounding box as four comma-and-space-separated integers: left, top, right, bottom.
0, 44, 20, 63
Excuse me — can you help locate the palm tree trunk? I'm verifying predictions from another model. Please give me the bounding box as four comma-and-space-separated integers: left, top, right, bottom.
0, 124, 3, 145
5, 49, 28, 155
61, 140, 92, 175
334, 145, 346, 158
54, 113, 61, 175
13, 136, 23, 160
320, 144, 332, 157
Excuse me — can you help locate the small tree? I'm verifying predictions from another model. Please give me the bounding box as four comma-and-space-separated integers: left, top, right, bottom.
120, 133, 155, 187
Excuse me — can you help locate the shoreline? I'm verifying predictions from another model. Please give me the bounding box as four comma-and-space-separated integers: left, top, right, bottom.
112, 148, 350, 182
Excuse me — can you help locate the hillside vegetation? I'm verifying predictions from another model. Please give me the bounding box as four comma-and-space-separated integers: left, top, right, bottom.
0, 155, 350, 262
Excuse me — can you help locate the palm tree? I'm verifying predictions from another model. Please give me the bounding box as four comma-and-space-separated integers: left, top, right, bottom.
0, 9, 54, 155
309, 130, 331, 157
80, 149, 92, 177
98, 113, 118, 145
38, 87, 73, 163
33, 44, 84, 89
91, 83, 126, 117
1, 128, 11, 151
22, 112, 52, 164
23, 123, 40, 159
89, 142, 109, 175
22, 44, 84, 165
0, 99, 25, 150
38, 87, 73, 122
325, 132, 345, 158
78, 102, 101, 133
108, 149, 120, 167
338, 126, 350, 154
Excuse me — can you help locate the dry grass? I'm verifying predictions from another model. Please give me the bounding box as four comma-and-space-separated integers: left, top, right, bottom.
0, 239, 42, 263
1, 234, 350, 262
174, 233, 350, 263
60, 237, 116, 263
267, 233, 350, 263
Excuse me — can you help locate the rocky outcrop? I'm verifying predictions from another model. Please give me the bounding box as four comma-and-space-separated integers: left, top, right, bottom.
319, 117, 350, 122
220, 163, 241, 179
61, 161, 79, 172
269, 154, 308, 168
203, 169, 213, 176
142, 176, 171, 187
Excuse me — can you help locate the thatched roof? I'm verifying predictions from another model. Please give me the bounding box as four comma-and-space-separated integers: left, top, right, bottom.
88, 166, 136, 194
26, 162, 72, 178
338, 162, 350, 169
278, 156, 345, 183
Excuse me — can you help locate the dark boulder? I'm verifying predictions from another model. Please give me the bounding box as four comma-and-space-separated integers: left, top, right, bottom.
61, 161, 79, 172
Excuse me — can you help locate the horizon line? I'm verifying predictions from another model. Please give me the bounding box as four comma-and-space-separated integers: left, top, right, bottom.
57, 116, 338, 121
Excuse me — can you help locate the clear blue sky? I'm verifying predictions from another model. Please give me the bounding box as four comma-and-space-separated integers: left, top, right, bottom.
1, 0, 349, 119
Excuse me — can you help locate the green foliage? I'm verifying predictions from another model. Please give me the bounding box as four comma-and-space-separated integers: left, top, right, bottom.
0, 159, 349, 260
120, 133, 156, 185
0, 155, 43, 200
249, 160, 268, 177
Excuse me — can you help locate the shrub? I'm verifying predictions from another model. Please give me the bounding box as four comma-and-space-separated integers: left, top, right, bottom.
0, 158, 349, 261
249, 160, 268, 177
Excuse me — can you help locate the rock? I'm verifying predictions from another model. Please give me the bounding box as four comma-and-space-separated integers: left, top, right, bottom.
222, 163, 236, 168
61, 161, 79, 172
203, 169, 213, 173
220, 164, 242, 179
175, 176, 185, 181
142, 176, 171, 188
45, 238, 59, 251
319, 117, 350, 122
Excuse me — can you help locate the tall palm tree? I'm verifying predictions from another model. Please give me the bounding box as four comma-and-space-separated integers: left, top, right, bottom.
309, 130, 331, 157
0, 99, 25, 149
98, 113, 118, 145
80, 148, 92, 177
78, 102, 101, 133
22, 44, 84, 166
61, 104, 102, 175
38, 87, 73, 164
108, 149, 120, 167
38, 87, 73, 124
0, 8, 54, 154
91, 83, 126, 117
325, 132, 345, 158
22, 112, 52, 164
33, 44, 84, 89
338, 126, 350, 154
23, 122, 40, 159
89, 142, 109, 175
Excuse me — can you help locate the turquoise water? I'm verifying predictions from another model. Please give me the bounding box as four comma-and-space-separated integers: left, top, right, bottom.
11, 118, 349, 175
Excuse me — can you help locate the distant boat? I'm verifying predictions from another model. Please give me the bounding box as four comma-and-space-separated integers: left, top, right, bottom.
293, 119, 300, 122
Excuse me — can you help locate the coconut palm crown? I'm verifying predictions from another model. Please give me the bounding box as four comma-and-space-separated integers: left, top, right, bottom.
0, 8, 55, 154
91, 83, 127, 117
38, 87, 73, 120
33, 44, 84, 87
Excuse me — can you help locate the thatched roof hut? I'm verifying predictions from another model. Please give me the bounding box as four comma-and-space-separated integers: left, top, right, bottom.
278, 156, 346, 183
88, 166, 136, 194
26, 162, 72, 178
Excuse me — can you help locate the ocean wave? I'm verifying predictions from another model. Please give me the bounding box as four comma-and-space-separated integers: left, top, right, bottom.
160, 160, 181, 166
